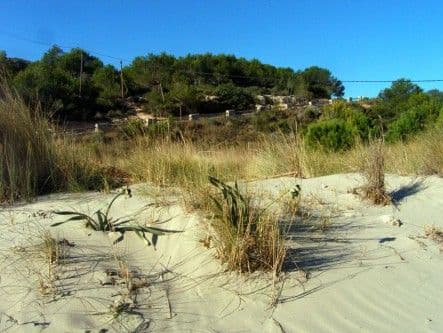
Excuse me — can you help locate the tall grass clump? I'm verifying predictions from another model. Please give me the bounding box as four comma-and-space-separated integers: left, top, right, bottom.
111, 136, 250, 210
358, 138, 391, 205
208, 176, 288, 275
247, 133, 306, 179
384, 127, 443, 176
248, 132, 362, 179
0, 81, 119, 202
0, 82, 61, 202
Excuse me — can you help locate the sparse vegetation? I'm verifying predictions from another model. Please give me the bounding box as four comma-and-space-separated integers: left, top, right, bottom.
51, 187, 181, 245
2, 7, 443, 332
356, 139, 392, 205
424, 225, 443, 246
11, 230, 69, 297
206, 176, 299, 275
0, 80, 126, 202
37, 231, 65, 296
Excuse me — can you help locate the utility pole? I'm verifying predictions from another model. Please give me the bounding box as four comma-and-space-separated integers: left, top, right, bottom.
154, 64, 165, 103
159, 82, 165, 103
120, 60, 124, 99
79, 51, 83, 97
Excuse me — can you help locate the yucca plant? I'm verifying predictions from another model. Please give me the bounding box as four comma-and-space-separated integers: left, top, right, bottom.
51, 187, 180, 245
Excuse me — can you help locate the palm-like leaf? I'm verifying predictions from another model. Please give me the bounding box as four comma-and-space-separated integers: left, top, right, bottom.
52, 188, 181, 246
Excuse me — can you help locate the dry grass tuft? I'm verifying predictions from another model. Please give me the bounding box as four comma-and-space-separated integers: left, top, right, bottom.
424, 225, 443, 246
0, 79, 126, 202
0, 82, 59, 202
37, 231, 66, 296
12, 230, 69, 297
206, 177, 295, 275
357, 139, 392, 205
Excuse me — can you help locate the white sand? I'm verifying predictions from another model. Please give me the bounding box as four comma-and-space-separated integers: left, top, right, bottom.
0, 173, 442, 332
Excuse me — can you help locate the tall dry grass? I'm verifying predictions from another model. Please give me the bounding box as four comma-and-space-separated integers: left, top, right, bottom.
78, 125, 443, 209
0, 84, 61, 201
0, 82, 119, 202
3, 76, 442, 204
384, 127, 443, 175
206, 176, 289, 274
357, 138, 391, 205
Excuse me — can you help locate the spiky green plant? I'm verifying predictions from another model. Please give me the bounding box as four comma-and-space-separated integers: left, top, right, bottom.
51, 187, 180, 245
209, 176, 254, 233
208, 176, 299, 274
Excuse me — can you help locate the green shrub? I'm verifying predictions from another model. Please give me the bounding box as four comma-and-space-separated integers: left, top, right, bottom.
252, 110, 278, 132
386, 105, 441, 142
213, 84, 254, 110
252, 109, 297, 133
321, 100, 372, 141
306, 119, 357, 151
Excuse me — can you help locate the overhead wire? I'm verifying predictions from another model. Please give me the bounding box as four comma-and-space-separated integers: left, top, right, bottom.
2, 30, 443, 85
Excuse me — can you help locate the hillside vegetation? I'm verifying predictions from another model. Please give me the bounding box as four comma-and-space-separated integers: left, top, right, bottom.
1, 47, 343, 119
1, 47, 443, 203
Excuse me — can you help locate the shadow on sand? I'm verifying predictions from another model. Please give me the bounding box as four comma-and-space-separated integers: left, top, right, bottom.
390, 179, 427, 204
278, 210, 404, 304
282, 218, 368, 273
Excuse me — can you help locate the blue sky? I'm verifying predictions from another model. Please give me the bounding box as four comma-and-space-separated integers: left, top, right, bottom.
1, 0, 443, 97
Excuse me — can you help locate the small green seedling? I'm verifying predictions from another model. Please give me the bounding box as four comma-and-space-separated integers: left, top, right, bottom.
51, 187, 180, 246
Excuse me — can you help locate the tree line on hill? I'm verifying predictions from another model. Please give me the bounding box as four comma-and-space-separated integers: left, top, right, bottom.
1, 46, 443, 150
0, 46, 344, 119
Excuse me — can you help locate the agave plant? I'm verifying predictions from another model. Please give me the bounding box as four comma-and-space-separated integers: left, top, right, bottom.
51, 187, 180, 245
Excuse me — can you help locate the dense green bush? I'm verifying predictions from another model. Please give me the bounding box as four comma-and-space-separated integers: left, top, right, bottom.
301, 66, 344, 98
13, 46, 106, 119
374, 79, 423, 123
321, 100, 373, 141
213, 84, 254, 110
306, 119, 357, 151
92, 65, 121, 109
252, 110, 278, 131
386, 105, 442, 142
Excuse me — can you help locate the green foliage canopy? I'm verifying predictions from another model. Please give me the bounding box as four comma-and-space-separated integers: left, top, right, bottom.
306, 118, 357, 151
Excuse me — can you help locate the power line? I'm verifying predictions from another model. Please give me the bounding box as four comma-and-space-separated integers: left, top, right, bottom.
2, 29, 443, 84
0, 29, 131, 63
342, 79, 443, 83
176, 70, 443, 84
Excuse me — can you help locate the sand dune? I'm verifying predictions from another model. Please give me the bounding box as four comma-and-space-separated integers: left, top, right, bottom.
0, 173, 442, 332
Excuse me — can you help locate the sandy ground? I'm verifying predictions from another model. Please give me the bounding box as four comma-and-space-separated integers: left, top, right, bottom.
0, 173, 442, 332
